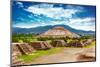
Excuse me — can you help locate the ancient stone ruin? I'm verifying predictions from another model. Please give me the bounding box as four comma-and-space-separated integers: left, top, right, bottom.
51, 40, 67, 47
39, 26, 80, 38
67, 41, 83, 47
50, 39, 93, 47
66, 39, 94, 47
12, 50, 24, 66
12, 43, 36, 66
12, 43, 24, 66
29, 41, 53, 50
12, 44, 22, 56
12, 43, 35, 55
82, 39, 93, 46
77, 47, 95, 61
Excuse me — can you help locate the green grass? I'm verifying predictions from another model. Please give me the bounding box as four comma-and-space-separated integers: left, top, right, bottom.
66, 39, 73, 43
84, 41, 96, 48
18, 47, 63, 63
46, 40, 52, 44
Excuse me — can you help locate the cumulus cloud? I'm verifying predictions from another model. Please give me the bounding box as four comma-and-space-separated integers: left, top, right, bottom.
13, 21, 54, 28
13, 17, 95, 31
67, 17, 95, 31
16, 2, 24, 8
33, 3, 54, 8
24, 4, 80, 19
66, 5, 84, 10
68, 17, 95, 25
13, 2, 95, 31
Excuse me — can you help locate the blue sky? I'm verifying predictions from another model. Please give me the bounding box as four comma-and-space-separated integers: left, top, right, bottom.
12, 1, 96, 31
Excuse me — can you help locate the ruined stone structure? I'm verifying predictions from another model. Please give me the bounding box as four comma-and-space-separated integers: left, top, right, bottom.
82, 39, 93, 46
30, 41, 53, 50
12, 43, 35, 55
12, 44, 22, 56
67, 41, 83, 47
77, 47, 95, 61
12, 51, 24, 66
39, 26, 80, 38
66, 38, 94, 47
12, 43, 36, 66
51, 40, 67, 47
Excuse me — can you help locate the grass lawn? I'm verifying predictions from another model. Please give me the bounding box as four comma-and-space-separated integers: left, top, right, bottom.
18, 47, 64, 63
84, 41, 96, 48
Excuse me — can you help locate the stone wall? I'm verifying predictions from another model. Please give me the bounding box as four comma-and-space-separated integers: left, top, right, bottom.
12, 51, 24, 66
67, 41, 83, 47
12, 43, 35, 55
29, 41, 53, 50
51, 40, 67, 47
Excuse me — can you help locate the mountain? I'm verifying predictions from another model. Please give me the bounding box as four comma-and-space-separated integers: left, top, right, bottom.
12, 25, 95, 36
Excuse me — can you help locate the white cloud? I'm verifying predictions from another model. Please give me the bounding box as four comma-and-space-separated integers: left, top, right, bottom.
28, 14, 33, 18
13, 17, 95, 31
66, 5, 84, 10
13, 21, 56, 28
67, 17, 95, 31
17, 17, 25, 21
33, 3, 54, 8
24, 4, 80, 19
69, 17, 95, 25
14, 3, 95, 31
70, 25, 95, 31
16, 2, 23, 8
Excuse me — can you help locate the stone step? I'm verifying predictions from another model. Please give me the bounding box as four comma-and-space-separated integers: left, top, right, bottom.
16, 43, 35, 55
30, 41, 53, 50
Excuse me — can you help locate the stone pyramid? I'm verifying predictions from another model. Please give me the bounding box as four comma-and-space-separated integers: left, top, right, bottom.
39, 26, 80, 38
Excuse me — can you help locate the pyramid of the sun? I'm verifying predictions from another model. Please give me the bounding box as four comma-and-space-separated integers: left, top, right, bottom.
39, 26, 80, 38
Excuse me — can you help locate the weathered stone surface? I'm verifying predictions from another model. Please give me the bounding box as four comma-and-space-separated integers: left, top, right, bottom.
12, 51, 24, 66
16, 44, 35, 55
12, 44, 22, 56
67, 41, 83, 47
12, 43, 36, 66
12, 43, 35, 55
39, 26, 80, 38
30, 41, 53, 50
77, 47, 96, 61
51, 40, 67, 47
82, 39, 93, 46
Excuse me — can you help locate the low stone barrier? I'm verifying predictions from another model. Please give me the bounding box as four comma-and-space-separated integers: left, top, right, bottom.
51, 40, 67, 47
67, 41, 83, 47
12, 43, 35, 55
29, 41, 53, 50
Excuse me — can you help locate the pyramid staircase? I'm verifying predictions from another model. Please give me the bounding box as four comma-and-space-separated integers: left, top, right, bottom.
16, 43, 35, 55
30, 41, 53, 50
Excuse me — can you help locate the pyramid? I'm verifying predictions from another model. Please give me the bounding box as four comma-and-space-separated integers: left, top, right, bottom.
39, 26, 80, 38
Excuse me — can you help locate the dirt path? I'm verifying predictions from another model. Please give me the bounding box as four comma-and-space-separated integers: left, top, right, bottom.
26, 48, 85, 65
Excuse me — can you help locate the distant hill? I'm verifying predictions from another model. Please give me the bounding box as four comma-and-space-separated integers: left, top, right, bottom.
12, 25, 95, 36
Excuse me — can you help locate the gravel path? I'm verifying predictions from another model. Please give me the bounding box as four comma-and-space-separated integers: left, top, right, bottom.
26, 48, 86, 65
